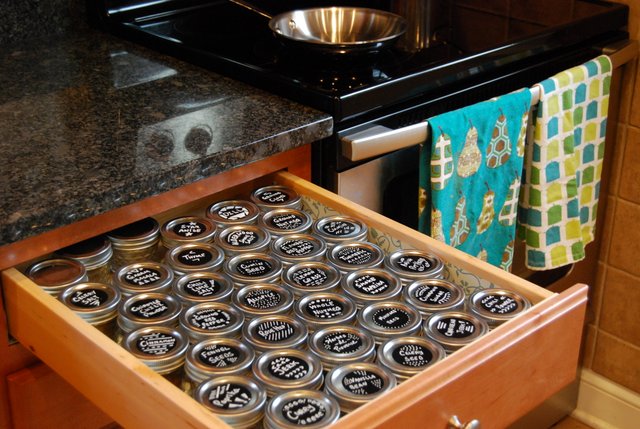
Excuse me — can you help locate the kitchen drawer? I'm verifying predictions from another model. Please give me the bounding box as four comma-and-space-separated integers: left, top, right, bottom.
2, 171, 587, 429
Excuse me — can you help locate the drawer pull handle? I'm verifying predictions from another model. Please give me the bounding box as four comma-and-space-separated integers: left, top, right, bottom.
448, 415, 481, 429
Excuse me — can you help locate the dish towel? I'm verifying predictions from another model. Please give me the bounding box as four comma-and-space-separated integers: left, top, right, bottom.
517, 55, 612, 270
418, 88, 532, 271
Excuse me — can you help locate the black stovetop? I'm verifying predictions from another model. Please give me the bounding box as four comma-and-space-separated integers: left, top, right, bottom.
92, 0, 628, 125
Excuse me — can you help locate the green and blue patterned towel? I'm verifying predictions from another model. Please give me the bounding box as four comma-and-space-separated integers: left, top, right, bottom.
517, 55, 612, 270
418, 89, 532, 271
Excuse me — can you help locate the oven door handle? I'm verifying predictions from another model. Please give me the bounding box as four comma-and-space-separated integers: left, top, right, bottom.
341, 121, 429, 162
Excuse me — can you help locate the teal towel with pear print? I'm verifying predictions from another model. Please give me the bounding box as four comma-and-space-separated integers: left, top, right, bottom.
517, 55, 612, 270
418, 88, 531, 271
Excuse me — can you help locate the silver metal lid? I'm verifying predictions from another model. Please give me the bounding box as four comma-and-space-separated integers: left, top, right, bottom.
172, 271, 234, 306
251, 185, 302, 211
117, 292, 181, 333
341, 268, 403, 309
194, 375, 267, 427
113, 261, 174, 297
232, 283, 295, 320
165, 242, 225, 276
468, 288, 532, 327
179, 301, 245, 343
59, 282, 121, 325
258, 208, 313, 237
215, 224, 271, 256
185, 337, 255, 384
281, 261, 341, 298
403, 278, 466, 316
323, 362, 397, 413
26, 257, 88, 296
294, 292, 357, 331
423, 311, 489, 353
122, 326, 189, 374
252, 349, 324, 397
106, 217, 160, 249
57, 235, 113, 270
206, 199, 261, 229
224, 252, 283, 286
357, 301, 423, 344
308, 326, 376, 371
312, 215, 368, 245
243, 314, 308, 354
160, 216, 217, 248
376, 336, 446, 381
264, 390, 340, 429
327, 241, 384, 274
384, 249, 445, 283
270, 233, 327, 265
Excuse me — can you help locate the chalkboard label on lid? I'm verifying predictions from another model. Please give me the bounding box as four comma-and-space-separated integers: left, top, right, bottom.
435, 317, 476, 338
479, 294, 519, 314
259, 190, 290, 204
184, 278, 221, 298
372, 307, 411, 329
282, 397, 327, 425
322, 221, 356, 237
198, 344, 241, 368
70, 288, 108, 308
243, 289, 282, 310
305, 298, 344, 319
207, 383, 252, 409
413, 284, 452, 305
336, 247, 373, 266
237, 258, 272, 277
190, 308, 232, 331
270, 213, 304, 230
124, 267, 162, 286
267, 355, 309, 380
278, 238, 314, 256
173, 221, 206, 238
353, 275, 389, 295
225, 230, 259, 247
396, 255, 432, 273
391, 344, 433, 368
130, 298, 170, 319
137, 331, 177, 355
217, 205, 250, 221
177, 249, 213, 266
291, 267, 328, 287
256, 320, 294, 342
322, 332, 363, 354
341, 370, 384, 395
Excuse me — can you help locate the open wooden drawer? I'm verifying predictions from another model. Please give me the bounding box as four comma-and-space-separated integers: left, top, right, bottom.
2, 170, 587, 429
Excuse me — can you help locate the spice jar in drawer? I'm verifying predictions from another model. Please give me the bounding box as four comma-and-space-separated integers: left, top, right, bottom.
232, 283, 294, 321
251, 185, 302, 211
270, 233, 326, 268
106, 217, 161, 270
384, 249, 445, 286
206, 199, 261, 229
327, 241, 385, 275
164, 242, 225, 277
258, 208, 313, 239
160, 215, 217, 252
113, 261, 174, 297
308, 326, 376, 373
243, 314, 308, 355
58, 282, 121, 340
281, 261, 341, 298
224, 252, 283, 287
294, 292, 357, 333
251, 348, 324, 397
179, 301, 245, 344
423, 311, 490, 354
215, 224, 271, 257
357, 301, 423, 345
341, 268, 403, 310
25, 257, 88, 297
376, 336, 446, 383
312, 215, 368, 248
172, 271, 234, 308
468, 288, 532, 328
57, 235, 113, 285
116, 292, 181, 344
263, 390, 340, 429
402, 278, 466, 318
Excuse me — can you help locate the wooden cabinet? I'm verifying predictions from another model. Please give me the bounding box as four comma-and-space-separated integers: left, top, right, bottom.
0, 148, 587, 428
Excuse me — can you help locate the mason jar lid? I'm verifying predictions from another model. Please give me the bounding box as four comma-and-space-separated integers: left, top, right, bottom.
312, 215, 368, 245
323, 362, 396, 413
117, 292, 181, 333
250, 185, 302, 211
263, 390, 340, 429
172, 271, 234, 307
295, 292, 357, 331
185, 337, 255, 384
113, 262, 174, 297
342, 268, 403, 309
224, 252, 283, 286
122, 326, 189, 374
270, 233, 327, 265
384, 249, 445, 283
376, 336, 446, 381
468, 288, 532, 327
165, 242, 225, 276
179, 301, 245, 343
57, 235, 113, 270
59, 282, 121, 325
258, 208, 313, 237
357, 301, 423, 344
403, 278, 466, 317
252, 349, 324, 397
26, 257, 88, 296
232, 283, 295, 320
106, 217, 160, 249
281, 261, 341, 298
423, 311, 489, 353
308, 326, 376, 371
206, 199, 261, 229
243, 314, 308, 354
215, 224, 271, 256
194, 375, 267, 427
327, 241, 385, 274
160, 216, 217, 248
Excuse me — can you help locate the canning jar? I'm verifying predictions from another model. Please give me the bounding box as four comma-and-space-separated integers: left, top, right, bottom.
357, 301, 423, 345
263, 390, 340, 429
172, 271, 234, 307
376, 336, 446, 382
312, 215, 368, 248
294, 292, 357, 333
57, 235, 113, 284
270, 233, 326, 267
402, 278, 466, 317
116, 292, 181, 343
206, 199, 261, 229
179, 301, 244, 343
224, 252, 283, 287
468, 288, 532, 328
250, 185, 302, 211
308, 326, 376, 373
341, 268, 403, 309
242, 314, 308, 355
327, 241, 385, 275
26, 257, 88, 297
252, 348, 324, 397
164, 242, 225, 277
58, 282, 121, 340
232, 283, 294, 320
258, 208, 313, 239
423, 311, 489, 353
113, 261, 174, 297
281, 261, 341, 298
215, 224, 271, 256
384, 249, 445, 285
106, 217, 160, 270
160, 216, 217, 250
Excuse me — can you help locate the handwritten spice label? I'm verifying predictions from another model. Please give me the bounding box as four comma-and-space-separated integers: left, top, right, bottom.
267, 355, 309, 380
225, 230, 259, 247
124, 267, 162, 286
353, 275, 389, 295
198, 344, 241, 367
256, 320, 294, 342
305, 298, 344, 319
177, 248, 213, 266
190, 309, 232, 330
341, 370, 384, 395
412, 284, 452, 305
372, 308, 411, 329
336, 247, 373, 266
184, 278, 221, 297
391, 344, 433, 368
207, 383, 252, 410
395, 255, 432, 273
291, 267, 328, 287
322, 332, 363, 354
69, 289, 107, 308
322, 220, 356, 237
270, 213, 304, 230
435, 317, 476, 338
243, 289, 282, 310
137, 331, 177, 355
258, 190, 290, 204
236, 258, 272, 277
479, 294, 518, 314
282, 398, 327, 425
130, 298, 170, 319
278, 238, 314, 256
173, 221, 206, 238
217, 205, 250, 221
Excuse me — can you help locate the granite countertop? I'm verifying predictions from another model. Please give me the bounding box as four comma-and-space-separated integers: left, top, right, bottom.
0, 30, 333, 247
